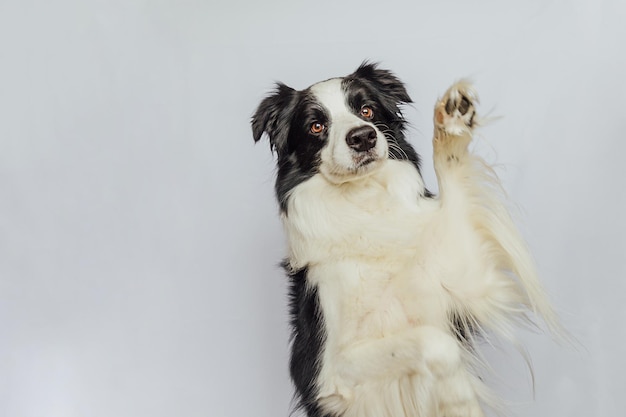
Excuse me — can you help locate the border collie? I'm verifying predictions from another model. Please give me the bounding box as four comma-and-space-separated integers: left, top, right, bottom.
252, 63, 562, 417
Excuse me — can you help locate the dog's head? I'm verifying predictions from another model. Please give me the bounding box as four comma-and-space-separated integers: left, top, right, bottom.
252, 62, 421, 211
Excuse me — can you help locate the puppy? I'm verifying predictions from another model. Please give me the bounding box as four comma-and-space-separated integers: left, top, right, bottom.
252, 63, 561, 417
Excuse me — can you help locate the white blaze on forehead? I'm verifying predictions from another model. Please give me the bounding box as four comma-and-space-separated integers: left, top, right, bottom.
309, 77, 389, 183
309, 78, 350, 117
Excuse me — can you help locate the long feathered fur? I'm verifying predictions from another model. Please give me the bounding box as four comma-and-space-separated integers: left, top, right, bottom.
252, 64, 564, 417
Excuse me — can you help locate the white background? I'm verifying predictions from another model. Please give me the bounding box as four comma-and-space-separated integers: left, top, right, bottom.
1, 0, 624, 416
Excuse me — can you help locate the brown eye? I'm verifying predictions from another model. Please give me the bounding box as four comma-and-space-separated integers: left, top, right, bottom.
310, 122, 325, 134
360, 106, 374, 119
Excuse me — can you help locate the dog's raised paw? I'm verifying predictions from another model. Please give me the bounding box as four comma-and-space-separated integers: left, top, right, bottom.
434, 81, 478, 137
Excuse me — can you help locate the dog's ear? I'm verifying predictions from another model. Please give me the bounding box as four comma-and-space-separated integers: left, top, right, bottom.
350, 61, 412, 105
252, 83, 297, 154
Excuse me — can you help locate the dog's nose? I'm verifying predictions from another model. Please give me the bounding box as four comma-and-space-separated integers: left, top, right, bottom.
346, 126, 377, 152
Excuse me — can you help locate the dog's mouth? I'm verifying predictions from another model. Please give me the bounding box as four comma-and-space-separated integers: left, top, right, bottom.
345, 152, 387, 179
321, 154, 385, 185
354, 153, 378, 168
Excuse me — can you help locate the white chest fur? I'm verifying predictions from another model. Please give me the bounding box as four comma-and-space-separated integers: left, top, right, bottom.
283, 158, 457, 328
284, 160, 430, 267
287, 160, 442, 322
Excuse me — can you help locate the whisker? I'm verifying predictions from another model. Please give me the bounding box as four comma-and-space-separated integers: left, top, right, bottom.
386, 137, 409, 161
375, 122, 411, 161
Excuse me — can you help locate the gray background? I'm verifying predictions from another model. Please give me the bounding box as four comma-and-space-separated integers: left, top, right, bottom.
1, 0, 624, 416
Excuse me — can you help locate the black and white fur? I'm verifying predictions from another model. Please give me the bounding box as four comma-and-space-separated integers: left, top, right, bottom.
252, 63, 562, 417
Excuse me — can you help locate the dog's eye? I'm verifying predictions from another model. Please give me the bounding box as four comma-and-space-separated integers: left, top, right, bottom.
310, 122, 325, 134
360, 106, 374, 119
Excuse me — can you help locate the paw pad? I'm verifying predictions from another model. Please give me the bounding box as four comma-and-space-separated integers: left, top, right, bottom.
434, 81, 478, 136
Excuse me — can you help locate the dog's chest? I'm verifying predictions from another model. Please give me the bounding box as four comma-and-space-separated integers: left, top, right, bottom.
316, 259, 445, 342
287, 161, 448, 338
349, 266, 420, 337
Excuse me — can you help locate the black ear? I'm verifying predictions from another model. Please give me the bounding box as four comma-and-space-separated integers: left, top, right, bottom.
251, 83, 297, 154
350, 61, 412, 105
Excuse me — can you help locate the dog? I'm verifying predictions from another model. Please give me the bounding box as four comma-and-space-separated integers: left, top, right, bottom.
252, 62, 562, 417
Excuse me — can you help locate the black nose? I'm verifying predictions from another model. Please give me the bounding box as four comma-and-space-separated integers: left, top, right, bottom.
346, 126, 377, 152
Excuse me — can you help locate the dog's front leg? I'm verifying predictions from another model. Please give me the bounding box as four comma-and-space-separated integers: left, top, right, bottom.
426, 83, 488, 417
430, 82, 563, 341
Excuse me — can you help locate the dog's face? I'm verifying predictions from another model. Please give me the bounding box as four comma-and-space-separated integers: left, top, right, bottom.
252, 63, 419, 211
310, 77, 389, 182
